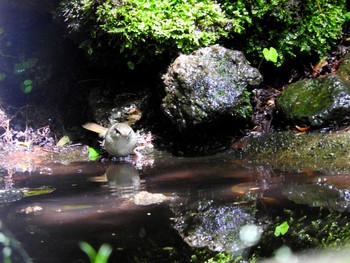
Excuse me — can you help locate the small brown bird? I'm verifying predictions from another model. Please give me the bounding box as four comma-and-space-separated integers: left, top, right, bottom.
83, 122, 138, 157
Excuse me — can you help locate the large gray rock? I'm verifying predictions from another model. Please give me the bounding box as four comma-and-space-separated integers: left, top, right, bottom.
277, 54, 350, 127
161, 46, 263, 132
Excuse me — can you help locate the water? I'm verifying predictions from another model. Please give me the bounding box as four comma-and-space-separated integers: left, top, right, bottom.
1, 152, 350, 262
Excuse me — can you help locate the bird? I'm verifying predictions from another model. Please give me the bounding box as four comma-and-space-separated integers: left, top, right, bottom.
83, 122, 138, 157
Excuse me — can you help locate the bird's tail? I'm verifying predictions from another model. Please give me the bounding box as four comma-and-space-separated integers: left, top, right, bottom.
82, 122, 108, 137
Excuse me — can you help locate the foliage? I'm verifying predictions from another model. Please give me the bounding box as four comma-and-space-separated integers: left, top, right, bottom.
79, 242, 112, 263
0, 72, 6, 81
274, 221, 289, 237
95, 0, 243, 64
21, 79, 33, 94
220, 0, 348, 64
14, 58, 38, 74
0, 221, 32, 263
263, 47, 278, 64
88, 147, 100, 160
233, 90, 253, 119
190, 249, 235, 263
59, 0, 348, 67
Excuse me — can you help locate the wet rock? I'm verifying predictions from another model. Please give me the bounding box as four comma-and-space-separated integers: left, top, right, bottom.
277, 58, 350, 127
337, 53, 350, 82
172, 199, 263, 252
0, 189, 23, 204
133, 191, 169, 206
88, 87, 147, 127
239, 130, 350, 173
161, 45, 262, 132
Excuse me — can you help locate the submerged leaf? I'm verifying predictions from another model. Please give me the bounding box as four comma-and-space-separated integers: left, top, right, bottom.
56, 135, 73, 147
23, 188, 55, 197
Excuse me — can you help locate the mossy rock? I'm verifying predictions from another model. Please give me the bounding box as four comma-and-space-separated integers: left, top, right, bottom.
241, 131, 350, 173
161, 46, 262, 132
337, 53, 350, 82
277, 74, 350, 127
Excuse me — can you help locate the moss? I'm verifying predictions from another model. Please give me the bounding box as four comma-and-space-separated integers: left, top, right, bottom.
277, 74, 350, 126
278, 79, 333, 117
242, 131, 350, 173
232, 90, 252, 119
221, 0, 348, 65
58, 0, 349, 67
248, 208, 350, 261
337, 53, 350, 82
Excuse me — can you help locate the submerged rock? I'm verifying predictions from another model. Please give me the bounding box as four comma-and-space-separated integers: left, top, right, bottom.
161, 45, 262, 132
277, 55, 350, 127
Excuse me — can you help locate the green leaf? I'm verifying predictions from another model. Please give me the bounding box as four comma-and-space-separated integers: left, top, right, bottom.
88, 147, 100, 160
24, 79, 32, 86
0, 72, 6, 81
56, 135, 73, 147
95, 244, 112, 263
80, 242, 97, 263
80, 242, 112, 263
24, 85, 33, 94
263, 47, 278, 63
274, 221, 289, 237
127, 61, 135, 70
23, 188, 55, 197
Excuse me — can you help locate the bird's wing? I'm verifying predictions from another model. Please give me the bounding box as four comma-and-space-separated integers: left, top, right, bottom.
82, 122, 108, 137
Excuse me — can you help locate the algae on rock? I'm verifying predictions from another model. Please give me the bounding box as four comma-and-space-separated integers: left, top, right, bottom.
277, 75, 350, 127
240, 131, 350, 173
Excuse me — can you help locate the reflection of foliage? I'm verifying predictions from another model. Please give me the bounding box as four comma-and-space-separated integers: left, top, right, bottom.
21, 79, 33, 94
0, 26, 15, 59
249, 208, 350, 261
0, 220, 33, 263
0, 72, 6, 81
190, 250, 234, 263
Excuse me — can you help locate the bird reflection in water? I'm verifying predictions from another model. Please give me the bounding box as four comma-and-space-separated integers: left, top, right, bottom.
90, 162, 144, 198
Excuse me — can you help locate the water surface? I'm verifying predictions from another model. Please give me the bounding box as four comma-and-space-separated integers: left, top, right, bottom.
1, 152, 350, 262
